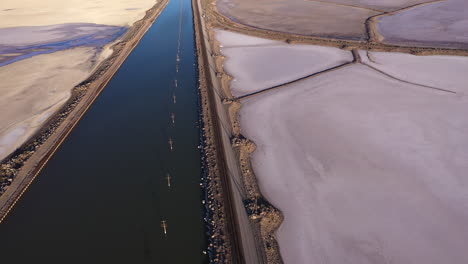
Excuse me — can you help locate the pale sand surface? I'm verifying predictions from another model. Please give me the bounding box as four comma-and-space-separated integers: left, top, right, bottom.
216, 30, 352, 97
217, 0, 378, 39
0, 24, 123, 47
215, 29, 281, 47
0, 47, 97, 161
1, 0, 156, 27
321, 0, 433, 11
359, 50, 468, 93
240, 64, 468, 264
215, 0, 449, 40
216, 29, 468, 263
0, 0, 158, 162
377, 0, 468, 49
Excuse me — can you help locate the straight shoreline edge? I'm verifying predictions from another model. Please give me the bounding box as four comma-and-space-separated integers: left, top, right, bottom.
0, 0, 170, 224
194, 0, 284, 263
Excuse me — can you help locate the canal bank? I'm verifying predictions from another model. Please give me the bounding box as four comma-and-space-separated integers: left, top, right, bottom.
193, 0, 282, 263
0, 0, 169, 222
0, 0, 208, 263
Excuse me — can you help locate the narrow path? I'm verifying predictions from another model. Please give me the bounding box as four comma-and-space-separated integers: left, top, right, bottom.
234, 47, 455, 101
207, 0, 468, 57
365, 0, 447, 42
362, 63, 456, 94
222, 43, 288, 49
356, 50, 456, 94
236, 49, 359, 100
237, 61, 353, 100
193, 0, 248, 261
366, 51, 378, 64
304, 0, 385, 12
352, 49, 362, 63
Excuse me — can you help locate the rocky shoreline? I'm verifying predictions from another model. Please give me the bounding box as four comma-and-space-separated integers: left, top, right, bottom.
199, 0, 468, 263
194, 4, 233, 262
0, 0, 170, 223
194, 0, 284, 263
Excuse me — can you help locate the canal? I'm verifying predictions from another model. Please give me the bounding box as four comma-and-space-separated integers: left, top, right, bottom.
0, 0, 208, 263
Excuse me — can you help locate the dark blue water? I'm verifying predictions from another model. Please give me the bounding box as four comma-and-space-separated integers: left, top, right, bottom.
0, 0, 207, 263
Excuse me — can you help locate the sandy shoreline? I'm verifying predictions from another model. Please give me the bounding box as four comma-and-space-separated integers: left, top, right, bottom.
192, 0, 245, 261
195, 0, 468, 263
3, 0, 466, 262
0, 0, 169, 223
194, 0, 285, 263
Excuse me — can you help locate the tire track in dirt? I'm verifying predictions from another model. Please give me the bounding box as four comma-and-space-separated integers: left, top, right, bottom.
305, 0, 385, 12
236, 62, 354, 100
363, 63, 457, 94
236, 48, 456, 101
355, 49, 456, 93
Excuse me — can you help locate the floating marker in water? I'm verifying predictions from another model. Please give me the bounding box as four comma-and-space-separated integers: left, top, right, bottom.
168, 137, 174, 151
161, 220, 168, 235
171, 113, 175, 124
166, 173, 171, 188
